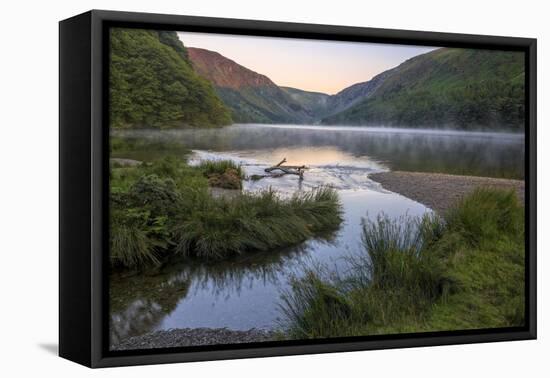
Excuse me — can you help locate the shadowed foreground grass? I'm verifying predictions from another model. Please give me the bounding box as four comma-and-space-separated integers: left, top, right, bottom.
279, 188, 524, 337
110, 155, 342, 268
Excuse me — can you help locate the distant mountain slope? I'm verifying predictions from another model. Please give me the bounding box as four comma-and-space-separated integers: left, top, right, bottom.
325, 70, 393, 117
109, 29, 231, 128
187, 48, 313, 123
322, 48, 525, 130
281, 71, 391, 121
280, 87, 330, 118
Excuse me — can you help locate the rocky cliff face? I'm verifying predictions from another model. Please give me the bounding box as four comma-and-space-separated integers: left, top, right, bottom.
188, 48, 274, 89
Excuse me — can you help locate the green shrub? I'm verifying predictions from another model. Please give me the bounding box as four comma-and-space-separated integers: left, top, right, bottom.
130, 174, 181, 216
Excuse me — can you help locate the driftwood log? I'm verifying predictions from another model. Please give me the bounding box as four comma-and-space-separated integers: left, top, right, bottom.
249, 158, 309, 181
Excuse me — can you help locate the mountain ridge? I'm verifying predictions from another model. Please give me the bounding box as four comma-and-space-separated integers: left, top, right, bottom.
188, 47, 313, 123
322, 48, 525, 130
186, 44, 525, 130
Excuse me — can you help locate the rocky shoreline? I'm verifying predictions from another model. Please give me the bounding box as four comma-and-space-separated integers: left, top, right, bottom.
111, 328, 277, 351
370, 171, 524, 214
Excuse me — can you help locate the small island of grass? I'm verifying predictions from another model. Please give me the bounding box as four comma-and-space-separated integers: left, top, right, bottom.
110, 138, 343, 269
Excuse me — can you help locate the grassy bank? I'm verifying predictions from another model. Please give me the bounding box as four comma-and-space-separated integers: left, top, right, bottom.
280, 188, 524, 337
110, 141, 343, 268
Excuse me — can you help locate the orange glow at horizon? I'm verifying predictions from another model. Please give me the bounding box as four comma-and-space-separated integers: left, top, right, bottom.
178, 32, 437, 95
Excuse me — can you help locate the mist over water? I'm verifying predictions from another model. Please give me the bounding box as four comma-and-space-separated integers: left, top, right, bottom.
114, 124, 525, 179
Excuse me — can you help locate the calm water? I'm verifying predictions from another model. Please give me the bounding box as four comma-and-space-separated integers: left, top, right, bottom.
110, 124, 525, 345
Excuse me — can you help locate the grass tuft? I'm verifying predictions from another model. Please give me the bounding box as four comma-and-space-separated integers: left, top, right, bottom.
197, 160, 244, 189
446, 187, 523, 246
197, 160, 243, 177
173, 186, 342, 259
110, 208, 161, 268
280, 271, 353, 338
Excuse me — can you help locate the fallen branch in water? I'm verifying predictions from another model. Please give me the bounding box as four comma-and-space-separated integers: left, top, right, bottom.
249, 158, 309, 181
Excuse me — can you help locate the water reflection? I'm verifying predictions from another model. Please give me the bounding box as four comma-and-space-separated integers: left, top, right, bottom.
110, 269, 191, 345
109, 241, 314, 344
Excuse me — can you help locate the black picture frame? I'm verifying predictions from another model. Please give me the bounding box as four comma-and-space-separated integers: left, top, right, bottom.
59, 9, 537, 368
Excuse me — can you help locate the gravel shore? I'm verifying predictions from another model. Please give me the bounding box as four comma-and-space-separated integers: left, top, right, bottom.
370, 171, 524, 214
111, 328, 277, 351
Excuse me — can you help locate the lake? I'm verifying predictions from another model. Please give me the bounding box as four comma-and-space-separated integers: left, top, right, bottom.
110, 124, 525, 345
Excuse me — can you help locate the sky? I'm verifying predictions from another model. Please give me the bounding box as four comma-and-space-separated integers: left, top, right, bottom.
178, 32, 437, 95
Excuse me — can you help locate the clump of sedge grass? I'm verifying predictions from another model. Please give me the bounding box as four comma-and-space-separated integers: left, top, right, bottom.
280, 212, 447, 339
110, 208, 161, 268
279, 188, 525, 339
173, 186, 342, 259
279, 270, 354, 339
445, 187, 523, 246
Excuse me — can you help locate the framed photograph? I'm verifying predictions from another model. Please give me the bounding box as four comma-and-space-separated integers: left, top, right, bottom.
59, 10, 536, 368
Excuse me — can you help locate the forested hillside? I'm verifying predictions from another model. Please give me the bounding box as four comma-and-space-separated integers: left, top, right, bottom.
322, 48, 525, 130
109, 29, 232, 129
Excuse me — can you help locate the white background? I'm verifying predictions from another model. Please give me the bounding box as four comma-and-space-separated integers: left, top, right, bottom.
0, 0, 547, 376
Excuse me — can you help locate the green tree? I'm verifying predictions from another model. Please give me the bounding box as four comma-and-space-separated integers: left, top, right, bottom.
109, 28, 232, 129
